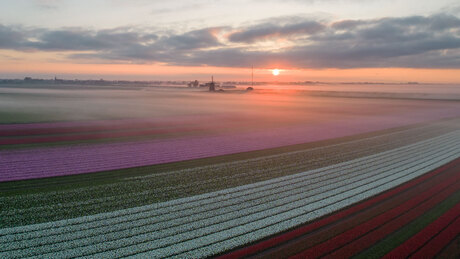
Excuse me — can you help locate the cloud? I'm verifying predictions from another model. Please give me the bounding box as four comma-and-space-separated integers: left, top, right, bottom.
69, 28, 222, 63
181, 14, 460, 69
299, 14, 460, 68
27, 30, 112, 51
154, 28, 222, 50
0, 25, 27, 49
228, 19, 325, 43
34, 0, 60, 9
0, 13, 459, 69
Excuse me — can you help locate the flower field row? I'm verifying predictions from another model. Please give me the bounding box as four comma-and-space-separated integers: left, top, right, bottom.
2, 113, 459, 182
0, 126, 204, 145
383, 202, 460, 258
0, 114, 228, 134
1, 122, 451, 227
294, 170, 459, 258
0, 114, 252, 145
3, 131, 454, 240
1, 131, 458, 258
0, 114, 254, 151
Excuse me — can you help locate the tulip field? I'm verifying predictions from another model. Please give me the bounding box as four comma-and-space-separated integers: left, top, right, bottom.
1, 84, 460, 258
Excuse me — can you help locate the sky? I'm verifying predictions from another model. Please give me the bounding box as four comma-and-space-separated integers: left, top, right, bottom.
0, 0, 460, 82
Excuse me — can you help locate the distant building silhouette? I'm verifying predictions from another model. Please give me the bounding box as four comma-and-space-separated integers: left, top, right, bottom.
54, 76, 64, 83
188, 80, 199, 87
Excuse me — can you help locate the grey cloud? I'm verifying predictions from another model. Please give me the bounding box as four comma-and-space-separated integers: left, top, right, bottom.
283, 36, 460, 68
376, 14, 460, 31
28, 28, 160, 51
1, 13, 459, 69
155, 28, 222, 50
331, 20, 365, 30
68, 28, 222, 62
170, 48, 269, 67
27, 30, 109, 51
0, 25, 27, 48
67, 28, 221, 63
330, 14, 460, 36
0, 26, 159, 52
177, 14, 460, 69
178, 14, 460, 69
229, 20, 325, 43
0, 25, 220, 55
427, 14, 460, 30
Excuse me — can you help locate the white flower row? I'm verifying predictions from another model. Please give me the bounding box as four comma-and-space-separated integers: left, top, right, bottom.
84, 146, 460, 258
177, 154, 458, 258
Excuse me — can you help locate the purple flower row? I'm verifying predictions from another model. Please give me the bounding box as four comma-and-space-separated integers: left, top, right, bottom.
1, 108, 459, 182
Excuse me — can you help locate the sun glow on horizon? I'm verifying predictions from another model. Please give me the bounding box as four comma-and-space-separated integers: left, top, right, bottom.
272, 69, 280, 76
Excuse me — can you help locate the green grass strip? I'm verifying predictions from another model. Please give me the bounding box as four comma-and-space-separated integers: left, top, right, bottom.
354, 189, 460, 259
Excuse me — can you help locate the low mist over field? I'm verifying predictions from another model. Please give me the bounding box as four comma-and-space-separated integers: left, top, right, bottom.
1, 83, 459, 125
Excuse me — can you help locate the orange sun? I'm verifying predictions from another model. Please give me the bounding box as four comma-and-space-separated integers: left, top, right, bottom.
272, 69, 280, 76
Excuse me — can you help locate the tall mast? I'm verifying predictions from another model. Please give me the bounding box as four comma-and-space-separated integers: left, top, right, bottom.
251, 65, 254, 86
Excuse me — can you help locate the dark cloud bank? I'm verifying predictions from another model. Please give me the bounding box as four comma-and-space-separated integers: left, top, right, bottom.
1, 13, 459, 69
